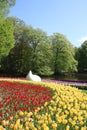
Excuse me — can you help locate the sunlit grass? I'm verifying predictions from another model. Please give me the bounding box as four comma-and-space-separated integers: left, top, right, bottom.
83, 90, 87, 94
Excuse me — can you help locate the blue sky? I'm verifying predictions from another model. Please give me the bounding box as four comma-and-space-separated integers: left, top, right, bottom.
9, 0, 87, 47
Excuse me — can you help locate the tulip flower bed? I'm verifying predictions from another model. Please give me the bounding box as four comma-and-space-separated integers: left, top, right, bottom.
0, 80, 53, 119
0, 78, 87, 130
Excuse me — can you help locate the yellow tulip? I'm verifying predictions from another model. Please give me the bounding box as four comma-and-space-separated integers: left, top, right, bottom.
52, 122, 57, 129
19, 111, 24, 116
10, 124, 14, 129
66, 125, 70, 130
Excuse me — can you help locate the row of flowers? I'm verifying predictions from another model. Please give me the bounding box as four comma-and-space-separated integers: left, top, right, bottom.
0, 77, 87, 86
43, 79, 87, 86
0, 78, 87, 130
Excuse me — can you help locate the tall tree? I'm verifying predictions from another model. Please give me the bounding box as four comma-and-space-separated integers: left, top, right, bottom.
33, 40, 53, 76
1, 17, 32, 76
52, 33, 77, 74
77, 41, 87, 73
0, 18, 14, 64
28, 28, 51, 73
0, 0, 16, 70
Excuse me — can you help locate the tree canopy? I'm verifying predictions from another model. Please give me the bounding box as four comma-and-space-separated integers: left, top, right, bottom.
0, 17, 54, 76
0, 0, 16, 16
0, 18, 14, 63
77, 41, 87, 73
0, 1, 16, 68
0, 16, 80, 77
52, 33, 77, 74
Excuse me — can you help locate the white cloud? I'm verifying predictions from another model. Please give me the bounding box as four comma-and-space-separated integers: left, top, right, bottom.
78, 36, 87, 43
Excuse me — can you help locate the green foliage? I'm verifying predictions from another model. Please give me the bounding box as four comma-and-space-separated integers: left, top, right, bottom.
52, 33, 78, 74
1, 17, 54, 76
0, 16, 79, 77
34, 42, 54, 76
0, 18, 14, 63
77, 41, 87, 73
7, 16, 26, 27
1, 42, 32, 76
28, 28, 48, 51
72, 85, 87, 90
0, 0, 16, 16
0, 1, 16, 65
27, 27, 53, 75
1, 18, 32, 76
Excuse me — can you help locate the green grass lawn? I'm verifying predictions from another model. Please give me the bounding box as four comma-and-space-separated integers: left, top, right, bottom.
83, 90, 87, 94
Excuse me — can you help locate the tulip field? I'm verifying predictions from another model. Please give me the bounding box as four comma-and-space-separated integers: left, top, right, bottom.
0, 78, 87, 130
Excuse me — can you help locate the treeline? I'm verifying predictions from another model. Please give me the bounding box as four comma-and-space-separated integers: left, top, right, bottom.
0, 0, 87, 77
